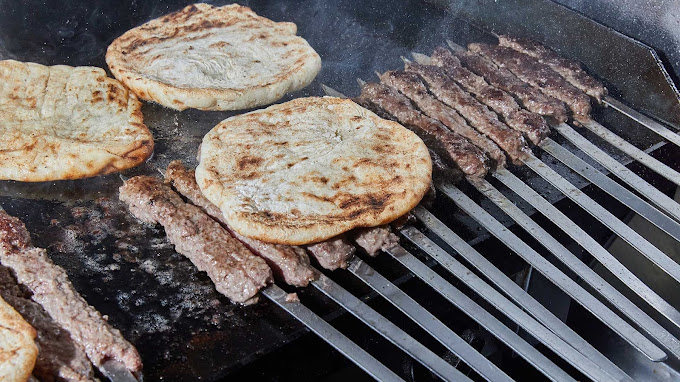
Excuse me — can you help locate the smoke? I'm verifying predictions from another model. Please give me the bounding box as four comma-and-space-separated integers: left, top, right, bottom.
552, 0, 680, 82
0, 0, 193, 67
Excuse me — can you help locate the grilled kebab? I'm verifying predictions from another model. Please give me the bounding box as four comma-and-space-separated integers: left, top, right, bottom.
455, 50, 569, 122
468, 43, 592, 120
0, 265, 95, 382
0, 210, 142, 376
497, 35, 607, 102
306, 238, 357, 271
357, 82, 490, 177
379, 70, 507, 169
120, 176, 273, 304
429, 47, 550, 145
401, 62, 530, 164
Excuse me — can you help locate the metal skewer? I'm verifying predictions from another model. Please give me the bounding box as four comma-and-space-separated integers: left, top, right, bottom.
347, 257, 577, 382
540, 137, 680, 238
409, 206, 632, 381
99, 360, 141, 382
262, 285, 404, 382
494, 168, 680, 349
604, 97, 680, 148
396, 225, 630, 382
551, 122, 680, 222
319, 81, 667, 358
438, 181, 667, 362
467, 175, 680, 357
310, 273, 478, 382
580, 119, 680, 187
522, 152, 680, 284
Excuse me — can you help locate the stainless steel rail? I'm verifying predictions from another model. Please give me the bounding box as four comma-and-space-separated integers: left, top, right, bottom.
410, 206, 631, 381
604, 97, 680, 148
396, 226, 628, 382
438, 181, 667, 361
522, 153, 680, 284
469, 174, 680, 357
348, 256, 576, 382
494, 169, 680, 349
540, 137, 680, 239
263, 285, 405, 382
580, 119, 680, 188
310, 273, 478, 382
551, 122, 680, 222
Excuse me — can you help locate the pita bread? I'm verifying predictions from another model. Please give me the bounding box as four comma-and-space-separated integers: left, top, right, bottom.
0, 60, 154, 182
196, 97, 432, 245
0, 296, 37, 382
106, 3, 322, 111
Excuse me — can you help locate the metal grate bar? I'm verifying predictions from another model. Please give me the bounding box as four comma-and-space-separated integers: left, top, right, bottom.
522, 153, 680, 285
551, 122, 680, 222
494, 169, 680, 354
345, 257, 542, 381
438, 181, 667, 361
411, 206, 632, 381
604, 97, 680, 148
310, 273, 478, 382
471, 174, 680, 357
580, 119, 680, 188
398, 225, 627, 382
540, 138, 680, 240
262, 285, 405, 382
359, 249, 576, 382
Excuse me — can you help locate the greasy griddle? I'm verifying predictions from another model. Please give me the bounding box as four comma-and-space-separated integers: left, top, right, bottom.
0, 0, 676, 380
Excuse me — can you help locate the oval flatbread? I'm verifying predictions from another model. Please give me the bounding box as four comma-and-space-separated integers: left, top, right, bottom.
196, 97, 432, 245
106, 3, 322, 111
0, 296, 37, 382
0, 60, 154, 182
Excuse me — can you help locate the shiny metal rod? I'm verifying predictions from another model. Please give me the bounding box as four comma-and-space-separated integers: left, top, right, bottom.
605, 97, 680, 148
411, 206, 632, 381
438, 181, 667, 362
495, 169, 680, 339
311, 273, 477, 382
349, 256, 576, 382
398, 225, 629, 382
262, 285, 404, 382
541, 137, 680, 239
580, 119, 680, 187
552, 122, 680, 222
522, 152, 680, 285
345, 258, 512, 381
474, 174, 680, 357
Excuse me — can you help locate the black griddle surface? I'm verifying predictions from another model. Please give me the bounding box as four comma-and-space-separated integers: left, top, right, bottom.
0, 0, 675, 380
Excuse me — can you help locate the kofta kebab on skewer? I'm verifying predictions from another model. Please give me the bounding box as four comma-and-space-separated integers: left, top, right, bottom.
337, 36, 680, 357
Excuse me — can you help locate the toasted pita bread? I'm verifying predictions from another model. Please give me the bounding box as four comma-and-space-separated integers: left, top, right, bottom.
0, 60, 154, 182
0, 296, 37, 382
196, 97, 432, 245
106, 3, 322, 111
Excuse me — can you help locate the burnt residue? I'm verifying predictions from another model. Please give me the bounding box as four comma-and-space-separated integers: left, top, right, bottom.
0, 194, 303, 380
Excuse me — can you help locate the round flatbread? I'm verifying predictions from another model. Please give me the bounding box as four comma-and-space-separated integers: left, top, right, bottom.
0, 60, 154, 182
106, 3, 322, 111
196, 97, 432, 245
0, 296, 37, 382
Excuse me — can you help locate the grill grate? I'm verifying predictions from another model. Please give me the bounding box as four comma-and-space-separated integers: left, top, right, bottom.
275, 35, 680, 379
1, 1, 680, 381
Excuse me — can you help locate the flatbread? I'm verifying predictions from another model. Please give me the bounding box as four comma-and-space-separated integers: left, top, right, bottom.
0, 60, 154, 182
106, 3, 322, 111
196, 97, 432, 245
0, 296, 37, 382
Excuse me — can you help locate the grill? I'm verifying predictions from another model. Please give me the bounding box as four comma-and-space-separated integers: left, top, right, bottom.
1, 0, 679, 381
